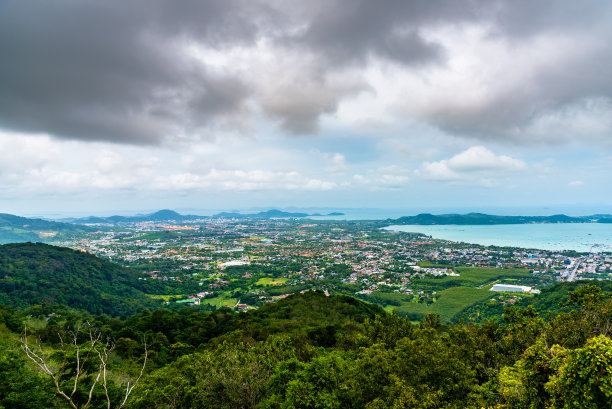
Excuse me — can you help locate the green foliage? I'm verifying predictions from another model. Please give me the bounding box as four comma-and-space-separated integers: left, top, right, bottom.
547, 335, 612, 408
498, 335, 612, 409
0, 343, 57, 409
562, 284, 606, 308
520, 280, 612, 313
132, 337, 296, 409
265, 352, 352, 409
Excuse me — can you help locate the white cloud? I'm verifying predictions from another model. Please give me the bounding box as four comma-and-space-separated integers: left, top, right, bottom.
314, 151, 348, 173
94, 150, 124, 172
419, 161, 462, 182
303, 179, 337, 191
0, 131, 60, 175
154, 169, 337, 192
421, 146, 527, 184
446, 146, 527, 172
352, 165, 411, 189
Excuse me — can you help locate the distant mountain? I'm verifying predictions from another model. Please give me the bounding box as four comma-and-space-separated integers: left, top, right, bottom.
140, 209, 184, 221
0, 242, 159, 316
66, 208, 346, 224
67, 209, 203, 224
0, 213, 92, 244
390, 212, 609, 225
212, 209, 310, 219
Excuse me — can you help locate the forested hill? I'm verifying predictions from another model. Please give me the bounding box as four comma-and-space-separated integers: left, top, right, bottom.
0, 242, 159, 316
390, 212, 612, 225
0, 213, 92, 244
3, 281, 612, 407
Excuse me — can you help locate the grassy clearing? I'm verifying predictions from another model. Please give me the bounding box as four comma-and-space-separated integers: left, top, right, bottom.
417, 261, 453, 268
256, 277, 289, 286
147, 294, 183, 302
200, 296, 237, 308
396, 287, 495, 322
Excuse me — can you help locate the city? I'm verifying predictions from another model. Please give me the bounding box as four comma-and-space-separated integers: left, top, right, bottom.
49, 216, 612, 321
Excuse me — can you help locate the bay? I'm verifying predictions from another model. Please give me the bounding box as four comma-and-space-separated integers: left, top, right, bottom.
384, 223, 612, 252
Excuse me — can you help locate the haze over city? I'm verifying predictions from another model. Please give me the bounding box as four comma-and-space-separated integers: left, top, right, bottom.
1, 0, 611, 217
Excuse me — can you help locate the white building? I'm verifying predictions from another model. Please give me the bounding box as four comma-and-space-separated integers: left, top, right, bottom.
490, 284, 539, 294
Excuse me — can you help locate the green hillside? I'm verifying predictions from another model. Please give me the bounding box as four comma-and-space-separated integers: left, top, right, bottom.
0, 242, 160, 316
0, 213, 92, 244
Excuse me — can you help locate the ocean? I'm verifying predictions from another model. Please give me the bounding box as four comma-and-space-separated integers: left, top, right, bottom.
383, 223, 612, 252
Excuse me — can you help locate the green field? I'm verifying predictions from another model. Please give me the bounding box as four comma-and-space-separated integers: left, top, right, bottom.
148, 294, 183, 302
416, 267, 532, 290
200, 296, 238, 308
396, 287, 494, 322
256, 277, 289, 286
417, 261, 453, 268
378, 267, 533, 322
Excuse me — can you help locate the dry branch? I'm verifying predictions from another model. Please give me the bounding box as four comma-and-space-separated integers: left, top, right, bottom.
21, 322, 147, 409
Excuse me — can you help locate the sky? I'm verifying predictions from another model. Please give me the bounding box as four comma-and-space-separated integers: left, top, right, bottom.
1, 0, 611, 217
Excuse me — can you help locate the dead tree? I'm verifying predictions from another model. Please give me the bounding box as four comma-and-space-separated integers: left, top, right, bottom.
21, 321, 147, 409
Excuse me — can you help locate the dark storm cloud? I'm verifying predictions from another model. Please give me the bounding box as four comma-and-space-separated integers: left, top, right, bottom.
0, 0, 610, 144
0, 0, 483, 143
0, 0, 258, 144
291, 0, 484, 66
488, 0, 609, 38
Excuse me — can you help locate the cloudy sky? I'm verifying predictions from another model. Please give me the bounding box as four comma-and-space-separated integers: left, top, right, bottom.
1, 0, 611, 217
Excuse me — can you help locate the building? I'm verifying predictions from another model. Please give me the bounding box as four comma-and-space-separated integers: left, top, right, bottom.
490, 284, 539, 293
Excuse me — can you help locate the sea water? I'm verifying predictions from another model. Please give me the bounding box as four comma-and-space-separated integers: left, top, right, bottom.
384, 223, 612, 252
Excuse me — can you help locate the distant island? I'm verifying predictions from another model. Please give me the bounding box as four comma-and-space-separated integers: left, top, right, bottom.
389, 212, 612, 225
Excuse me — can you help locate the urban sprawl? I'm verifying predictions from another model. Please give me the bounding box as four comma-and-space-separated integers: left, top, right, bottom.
51, 218, 612, 320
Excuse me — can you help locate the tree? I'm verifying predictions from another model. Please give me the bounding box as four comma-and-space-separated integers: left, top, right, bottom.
21, 321, 147, 409
547, 335, 612, 408
0, 345, 56, 409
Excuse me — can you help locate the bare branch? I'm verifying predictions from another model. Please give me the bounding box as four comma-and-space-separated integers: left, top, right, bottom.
21, 326, 78, 409
97, 339, 113, 409
21, 323, 147, 409
118, 338, 148, 409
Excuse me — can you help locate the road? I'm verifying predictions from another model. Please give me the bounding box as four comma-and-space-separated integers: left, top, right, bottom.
566, 257, 583, 282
